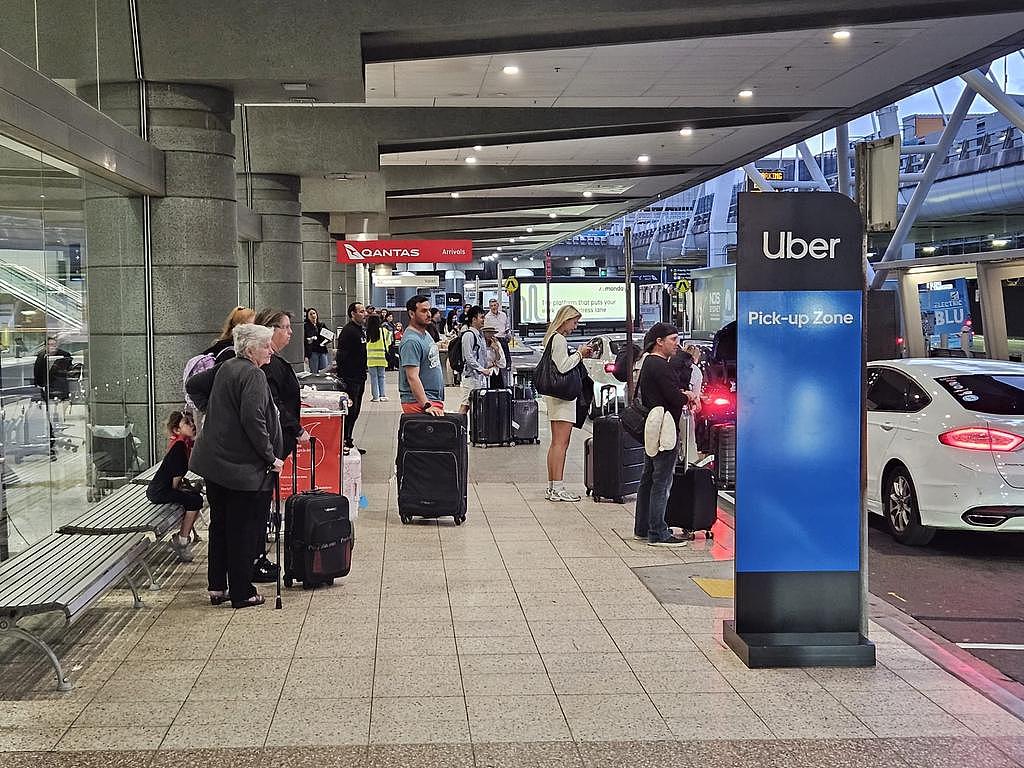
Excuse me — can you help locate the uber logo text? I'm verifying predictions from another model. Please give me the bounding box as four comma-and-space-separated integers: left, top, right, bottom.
763, 231, 841, 260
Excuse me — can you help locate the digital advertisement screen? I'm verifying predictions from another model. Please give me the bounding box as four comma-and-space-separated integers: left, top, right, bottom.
518, 282, 628, 324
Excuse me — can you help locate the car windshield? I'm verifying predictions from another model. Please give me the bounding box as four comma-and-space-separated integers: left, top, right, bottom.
935, 374, 1024, 415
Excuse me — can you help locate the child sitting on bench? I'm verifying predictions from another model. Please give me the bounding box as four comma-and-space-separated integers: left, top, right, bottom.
147, 410, 204, 562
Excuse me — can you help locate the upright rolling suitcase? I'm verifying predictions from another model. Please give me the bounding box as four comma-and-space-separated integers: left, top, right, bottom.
512, 398, 540, 444
584, 386, 644, 503
284, 437, 354, 589
666, 460, 717, 538
470, 386, 514, 447
396, 413, 468, 525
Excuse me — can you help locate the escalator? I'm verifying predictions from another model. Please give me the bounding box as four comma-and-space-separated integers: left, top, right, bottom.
0, 263, 82, 328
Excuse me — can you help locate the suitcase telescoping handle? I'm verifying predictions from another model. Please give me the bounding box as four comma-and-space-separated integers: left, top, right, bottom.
291, 434, 318, 492
600, 384, 618, 416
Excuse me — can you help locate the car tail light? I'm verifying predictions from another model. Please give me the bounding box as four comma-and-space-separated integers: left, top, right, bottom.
603, 362, 616, 373
938, 427, 1024, 452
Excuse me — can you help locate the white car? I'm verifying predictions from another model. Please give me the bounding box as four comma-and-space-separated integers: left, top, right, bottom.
866, 358, 1024, 545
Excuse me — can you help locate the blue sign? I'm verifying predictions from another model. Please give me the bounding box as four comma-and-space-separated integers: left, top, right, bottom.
736, 290, 863, 572
920, 279, 969, 348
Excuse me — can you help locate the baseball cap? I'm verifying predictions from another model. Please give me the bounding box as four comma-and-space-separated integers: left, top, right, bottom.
643, 322, 680, 352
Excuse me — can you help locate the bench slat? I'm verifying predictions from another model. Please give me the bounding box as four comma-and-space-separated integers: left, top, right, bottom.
0, 533, 149, 622
57, 485, 183, 537
0, 534, 137, 608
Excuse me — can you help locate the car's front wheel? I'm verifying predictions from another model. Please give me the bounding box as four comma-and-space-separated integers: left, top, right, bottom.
883, 466, 935, 546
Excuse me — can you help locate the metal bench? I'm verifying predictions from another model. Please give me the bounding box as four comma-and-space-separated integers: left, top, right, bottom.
58, 484, 183, 539
0, 532, 150, 690
57, 484, 184, 589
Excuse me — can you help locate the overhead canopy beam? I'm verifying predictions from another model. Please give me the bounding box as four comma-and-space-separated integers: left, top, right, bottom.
386, 195, 645, 218
389, 215, 589, 235
382, 165, 703, 195
241, 105, 810, 175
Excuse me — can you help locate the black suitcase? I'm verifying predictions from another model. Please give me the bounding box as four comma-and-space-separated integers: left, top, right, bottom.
710, 423, 736, 489
297, 372, 342, 391
512, 398, 540, 444
470, 387, 514, 447
397, 413, 468, 525
284, 437, 354, 589
584, 386, 644, 503
666, 463, 718, 538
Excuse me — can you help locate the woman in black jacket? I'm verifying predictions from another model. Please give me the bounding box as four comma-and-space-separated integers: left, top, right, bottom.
303, 308, 330, 374
254, 308, 309, 461
190, 323, 283, 608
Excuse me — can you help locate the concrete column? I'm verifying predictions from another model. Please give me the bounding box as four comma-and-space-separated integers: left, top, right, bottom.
301, 213, 332, 321
246, 174, 304, 365
148, 84, 238, 425
85, 82, 237, 459
331, 261, 349, 332
83, 184, 151, 460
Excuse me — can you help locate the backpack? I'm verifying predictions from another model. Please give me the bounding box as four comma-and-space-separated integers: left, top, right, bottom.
182, 352, 216, 407
611, 343, 641, 383
446, 329, 478, 375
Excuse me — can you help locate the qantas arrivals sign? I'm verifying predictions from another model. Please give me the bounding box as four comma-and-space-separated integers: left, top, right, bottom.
337, 240, 473, 264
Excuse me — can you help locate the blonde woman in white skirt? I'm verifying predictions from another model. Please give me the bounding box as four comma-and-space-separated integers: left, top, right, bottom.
542, 305, 593, 501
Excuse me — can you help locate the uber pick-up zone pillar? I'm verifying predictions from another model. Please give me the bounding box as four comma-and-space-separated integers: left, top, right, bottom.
724, 192, 875, 668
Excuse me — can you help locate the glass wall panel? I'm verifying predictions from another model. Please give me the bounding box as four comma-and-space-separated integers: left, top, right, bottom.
0, 0, 141, 134
0, 136, 146, 560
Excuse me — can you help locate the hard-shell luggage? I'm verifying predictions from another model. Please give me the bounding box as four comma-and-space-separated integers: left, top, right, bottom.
396, 413, 468, 525
710, 423, 736, 489
584, 386, 644, 503
666, 462, 717, 538
284, 436, 354, 589
470, 387, 514, 447
512, 398, 540, 445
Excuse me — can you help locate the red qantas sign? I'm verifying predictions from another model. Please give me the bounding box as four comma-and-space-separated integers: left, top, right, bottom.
337, 239, 473, 264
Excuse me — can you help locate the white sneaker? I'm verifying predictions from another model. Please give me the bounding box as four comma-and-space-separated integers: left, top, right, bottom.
370, 397, 379, 402
549, 488, 582, 503
380, 396, 389, 402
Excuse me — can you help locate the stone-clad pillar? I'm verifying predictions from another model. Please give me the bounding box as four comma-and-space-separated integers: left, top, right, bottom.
85, 82, 237, 460
331, 261, 350, 333
147, 84, 238, 426
301, 214, 332, 324
247, 174, 303, 366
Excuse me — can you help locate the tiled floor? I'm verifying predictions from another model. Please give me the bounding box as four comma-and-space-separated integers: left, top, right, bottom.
1, 377, 1023, 766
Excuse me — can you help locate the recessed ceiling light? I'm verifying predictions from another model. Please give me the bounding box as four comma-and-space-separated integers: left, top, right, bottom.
526, 227, 534, 233
738, 89, 754, 99
502, 65, 520, 75
450, 192, 460, 198
497, 246, 502, 251
583, 190, 594, 198
832, 29, 851, 40
548, 213, 558, 219
509, 237, 516, 243
679, 127, 694, 136
473, 145, 483, 151
637, 154, 650, 163
281, 82, 309, 92
465, 156, 477, 164
513, 257, 518, 262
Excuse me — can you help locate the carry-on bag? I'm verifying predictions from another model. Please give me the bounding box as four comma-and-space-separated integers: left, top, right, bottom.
284, 436, 354, 589
666, 459, 717, 538
584, 385, 644, 503
512, 398, 540, 444
296, 372, 342, 391
396, 413, 468, 525
470, 385, 514, 447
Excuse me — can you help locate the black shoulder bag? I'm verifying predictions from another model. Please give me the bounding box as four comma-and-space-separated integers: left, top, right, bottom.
620, 361, 651, 442
534, 337, 583, 401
